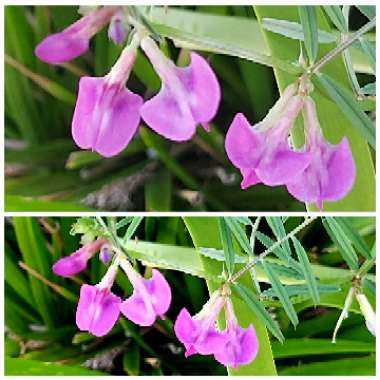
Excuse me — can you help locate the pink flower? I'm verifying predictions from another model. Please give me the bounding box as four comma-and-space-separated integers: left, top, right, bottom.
52, 238, 107, 277
35, 6, 118, 64
140, 36, 221, 141
72, 35, 143, 157
119, 258, 172, 326
225, 84, 311, 188
214, 299, 259, 368
76, 264, 121, 337
174, 292, 229, 357
286, 97, 356, 209
108, 9, 129, 45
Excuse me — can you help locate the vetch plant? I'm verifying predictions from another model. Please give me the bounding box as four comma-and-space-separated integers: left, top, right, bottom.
5, 6, 375, 211
6, 216, 376, 375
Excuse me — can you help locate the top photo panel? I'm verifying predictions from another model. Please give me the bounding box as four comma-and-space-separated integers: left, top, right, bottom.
4, 5, 376, 212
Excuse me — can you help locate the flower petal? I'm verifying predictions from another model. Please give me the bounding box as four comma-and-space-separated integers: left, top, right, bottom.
174, 308, 197, 346
240, 168, 261, 189
119, 291, 156, 326
52, 254, 87, 277
286, 138, 355, 207
76, 284, 121, 337
225, 113, 262, 169
195, 328, 229, 355
35, 30, 89, 64
178, 52, 221, 124
256, 149, 311, 186
145, 269, 172, 317
320, 137, 356, 202
214, 325, 258, 368
140, 85, 197, 141
72, 76, 143, 157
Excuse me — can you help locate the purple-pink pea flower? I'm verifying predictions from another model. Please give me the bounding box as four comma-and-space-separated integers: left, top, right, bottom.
214, 299, 259, 368
35, 6, 119, 64
119, 258, 172, 326
286, 97, 356, 209
108, 9, 129, 45
76, 263, 121, 337
225, 84, 311, 188
140, 36, 221, 141
174, 292, 229, 357
71, 34, 143, 157
52, 238, 107, 277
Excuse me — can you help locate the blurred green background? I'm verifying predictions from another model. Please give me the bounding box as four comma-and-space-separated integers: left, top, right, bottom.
4, 216, 376, 375
5, 6, 375, 211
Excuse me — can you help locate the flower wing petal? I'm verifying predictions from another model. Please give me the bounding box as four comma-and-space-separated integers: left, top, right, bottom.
140, 85, 196, 141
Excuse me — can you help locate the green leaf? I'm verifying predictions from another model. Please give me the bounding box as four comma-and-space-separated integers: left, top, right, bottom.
5, 55, 76, 105
5, 195, 93, 212
123, 216, 144, 242
218, 218, 235, 275
141, 6, 301, 75
263, 284, 339, 300
265, 217, 293, 261
323, 6, 347, 32
125, 240, 217, 281
322, 218, 359, 269
233, 283, 284, 342
315, 73, 375, 148
279, 356, 375, 376
5, 357, 106, 376
5, 245, 35, 309
262, 261, 299, 327
335, 218, 372, 259
115, 217, 134, 230
298, 6, 319, 63
359, 38, 375, 72
272, 338, 375, 358
361, 82, 376, 96
262, 17, 335, 44
291, 237, 320, 305
123, 343, 140, 376
145, 168, 172, 211
224, 217, 252, 255
13, 217, 56, 327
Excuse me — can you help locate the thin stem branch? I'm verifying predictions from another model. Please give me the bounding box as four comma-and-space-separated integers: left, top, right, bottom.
248, 217, 262, 295
229, 216, 318, 283
309, 17, 376, 74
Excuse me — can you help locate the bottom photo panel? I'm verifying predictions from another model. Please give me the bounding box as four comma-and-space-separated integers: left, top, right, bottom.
4, 216, 376, 376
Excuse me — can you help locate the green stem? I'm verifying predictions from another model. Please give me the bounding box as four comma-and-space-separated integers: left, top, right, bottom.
309, 17, 376, 74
